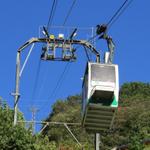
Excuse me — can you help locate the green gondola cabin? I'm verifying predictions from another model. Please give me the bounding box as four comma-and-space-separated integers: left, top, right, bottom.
82, 62, 119, 132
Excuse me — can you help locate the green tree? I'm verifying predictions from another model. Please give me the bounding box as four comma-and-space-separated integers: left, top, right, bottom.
41, 82, 150, 149
0, 98, 57, 150
102, 82, 150, 149
43, 95, 94, 150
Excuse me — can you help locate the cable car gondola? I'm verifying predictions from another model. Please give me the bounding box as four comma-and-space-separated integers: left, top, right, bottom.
82, 62, 119, 132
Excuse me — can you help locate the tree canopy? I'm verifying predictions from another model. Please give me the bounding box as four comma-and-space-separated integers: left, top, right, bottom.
42, 82, 150, 150
0, 98, 57, 150
0, 82, 150, 149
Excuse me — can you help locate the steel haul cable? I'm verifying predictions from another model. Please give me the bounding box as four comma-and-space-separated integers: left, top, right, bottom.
31, 59, 42, 106
31, 0, 58, 107
77, 0, 134, 59
107, 0, 130, 27
47, 0, 58, 30
63, 0, 77, 26
87, 0, 134, 42
108, 0, 134, 29
49, 0, 78, 100
39, 0, 78, 111
46, 0, 78, 98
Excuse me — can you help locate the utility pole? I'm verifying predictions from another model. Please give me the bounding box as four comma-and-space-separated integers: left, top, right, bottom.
12, 52, 21, 126
30, 106, 39, 134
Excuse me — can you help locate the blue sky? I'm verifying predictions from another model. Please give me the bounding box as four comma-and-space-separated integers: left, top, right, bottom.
0, 0, 150, 129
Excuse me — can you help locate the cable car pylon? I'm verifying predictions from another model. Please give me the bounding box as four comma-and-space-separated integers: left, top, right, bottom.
12, 25, 119, 150
12, 26, 100, 126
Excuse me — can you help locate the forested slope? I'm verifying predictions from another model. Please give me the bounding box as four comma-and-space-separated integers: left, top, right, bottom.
42, 82, 150, 150
0, 82, 150, 150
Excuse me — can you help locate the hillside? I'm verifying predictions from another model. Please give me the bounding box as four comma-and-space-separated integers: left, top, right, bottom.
0, 82, 150, 150
42, 82, 150, 150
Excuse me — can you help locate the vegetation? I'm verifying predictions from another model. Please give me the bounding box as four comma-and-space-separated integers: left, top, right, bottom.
42, 95, 94, 149
101, 82, 150, 150
0, 98, 57, 150
42, 82, 150, 150
0, 82, 150, 149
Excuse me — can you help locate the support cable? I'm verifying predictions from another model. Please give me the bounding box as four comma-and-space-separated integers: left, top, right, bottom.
64, 123, 82, 147
50, 63, 71, 99
31, 0, 58, 106
36, 63, 49, 99
63, 0, 77, 26
38, 0, 78, 111
31, 59, 42, 106
47, 0, 78, 99
79, 0, 134, 49
33, 0, 58, 106
106, 0, 133, 27
39, 62, 71, 111
48, 62, 70, 98
108, 0, 134, 29
19, 43, 35, 77
47, 0, 58, 30
83, 46, 91, 61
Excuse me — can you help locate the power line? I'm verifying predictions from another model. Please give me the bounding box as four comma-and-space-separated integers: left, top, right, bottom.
63, 0, 77, 26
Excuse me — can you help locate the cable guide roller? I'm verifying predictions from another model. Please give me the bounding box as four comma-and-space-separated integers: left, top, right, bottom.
82, 62, 119, 132
41, 40, 76, 62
